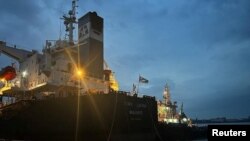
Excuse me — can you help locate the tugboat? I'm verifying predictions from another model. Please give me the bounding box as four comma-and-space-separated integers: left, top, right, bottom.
0, 1, 157, 141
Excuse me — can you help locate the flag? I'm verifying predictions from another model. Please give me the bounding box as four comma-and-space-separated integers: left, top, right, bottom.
139, 75, 149, 83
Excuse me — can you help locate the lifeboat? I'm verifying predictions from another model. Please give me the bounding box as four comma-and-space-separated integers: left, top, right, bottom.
0, 66, 16, 81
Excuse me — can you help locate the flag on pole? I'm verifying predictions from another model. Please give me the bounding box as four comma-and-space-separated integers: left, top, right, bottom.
139, 75, 149, 83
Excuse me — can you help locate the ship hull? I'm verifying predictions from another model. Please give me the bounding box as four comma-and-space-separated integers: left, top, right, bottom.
0, 93, 157, 141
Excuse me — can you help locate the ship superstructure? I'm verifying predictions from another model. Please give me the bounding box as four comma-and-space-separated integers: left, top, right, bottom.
0, 0, 118, 101
158, 84, 192, 126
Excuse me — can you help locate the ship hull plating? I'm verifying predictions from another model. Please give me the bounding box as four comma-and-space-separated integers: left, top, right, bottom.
0, 93, 157, 141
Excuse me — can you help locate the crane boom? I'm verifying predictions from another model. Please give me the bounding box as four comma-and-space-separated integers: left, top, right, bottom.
0, 41, 32, 62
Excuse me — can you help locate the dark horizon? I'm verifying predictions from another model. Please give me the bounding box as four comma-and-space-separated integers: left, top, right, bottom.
0, 0, 250, 119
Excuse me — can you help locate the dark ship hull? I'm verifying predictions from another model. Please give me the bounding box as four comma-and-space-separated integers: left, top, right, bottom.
0, 93, 157, 141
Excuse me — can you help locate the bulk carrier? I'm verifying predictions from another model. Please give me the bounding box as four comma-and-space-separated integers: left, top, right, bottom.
0, 1, 157, 140
0, 1, 205, 141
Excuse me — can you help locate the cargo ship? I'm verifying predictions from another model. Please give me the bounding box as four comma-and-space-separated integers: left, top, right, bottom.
0, 1, 158, 140
0, 0, 206, 140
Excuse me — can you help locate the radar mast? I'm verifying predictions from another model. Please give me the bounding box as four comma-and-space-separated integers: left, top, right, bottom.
62, 0, 78, 44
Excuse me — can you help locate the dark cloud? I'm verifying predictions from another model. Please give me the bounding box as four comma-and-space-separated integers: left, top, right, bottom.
183, 0, 250, 44
0, 0, 43, 25
0, 0, 45, 48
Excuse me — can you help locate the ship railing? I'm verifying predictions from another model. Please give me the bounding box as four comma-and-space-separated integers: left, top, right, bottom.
142, 95, 156, 100
110, 91, 155, 100
0, 40, 31, 51
44, 39, 78, 50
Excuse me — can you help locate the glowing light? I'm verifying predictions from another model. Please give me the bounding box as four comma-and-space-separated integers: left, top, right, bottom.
183, 118, 187, 122
109, 72, 119, 91
77, 70, 82, 76
169, 119, 173, 123
22, 71, 27, 77
173, 119, 178, 123
76, 69, 85, 77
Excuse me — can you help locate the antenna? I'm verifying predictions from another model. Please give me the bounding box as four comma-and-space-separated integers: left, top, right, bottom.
61, 0, 78, 44
58, 0, 65, 41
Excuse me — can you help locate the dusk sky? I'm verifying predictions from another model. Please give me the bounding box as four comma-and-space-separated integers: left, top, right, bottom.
0, 0, 250, 119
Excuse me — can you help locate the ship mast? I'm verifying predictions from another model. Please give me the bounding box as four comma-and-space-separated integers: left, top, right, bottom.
163, 83, 171, 105
62, 0, 78, 44
179, 102, 184, 115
